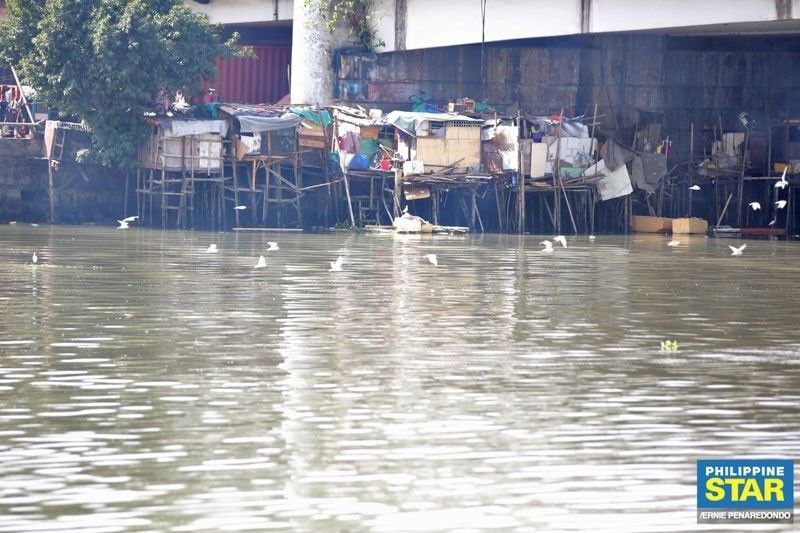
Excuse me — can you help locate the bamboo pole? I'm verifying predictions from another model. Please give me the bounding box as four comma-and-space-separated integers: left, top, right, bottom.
736, 129, 749, 227
10, 65, 33, 123
344, 170, 357, 228
47, 162, 55, 224
517, 111, 525, 233
688, 123, 694, 217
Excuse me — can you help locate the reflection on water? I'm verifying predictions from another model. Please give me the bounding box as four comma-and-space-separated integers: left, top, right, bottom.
0, 225, 799, 532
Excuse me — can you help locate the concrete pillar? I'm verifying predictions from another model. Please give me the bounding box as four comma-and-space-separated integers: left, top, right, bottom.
291, 0, 336, 105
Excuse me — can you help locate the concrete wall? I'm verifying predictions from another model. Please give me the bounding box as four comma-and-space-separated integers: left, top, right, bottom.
188, 0, 800, 52
336, 34, 800, 165
0, 158, 124, 224
393, 0, 582, 52
589, 0, 800, 32
185, 0, 294, 25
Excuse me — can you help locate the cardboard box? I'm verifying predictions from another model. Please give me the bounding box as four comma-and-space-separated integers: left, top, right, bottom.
415, 123, 481, 169
632, 215, 673, 233
672, 217, 708, 234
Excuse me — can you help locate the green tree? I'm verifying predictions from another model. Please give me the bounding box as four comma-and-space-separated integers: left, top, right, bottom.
0, 0, 239, 168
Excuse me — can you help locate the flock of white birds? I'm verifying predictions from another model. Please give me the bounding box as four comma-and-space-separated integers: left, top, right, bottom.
28, 168, 794, 266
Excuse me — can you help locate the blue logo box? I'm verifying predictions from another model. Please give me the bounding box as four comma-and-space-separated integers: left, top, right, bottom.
697, 459, 794, 510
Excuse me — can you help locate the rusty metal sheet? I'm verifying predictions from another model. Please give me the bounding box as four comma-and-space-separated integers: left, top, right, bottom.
212, 45, 291, 104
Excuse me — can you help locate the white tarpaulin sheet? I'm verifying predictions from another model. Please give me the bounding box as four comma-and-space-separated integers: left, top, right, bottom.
482, 120, 519, 171
544, 136, 594, 173
586, 159, 632, 201
235, 113, 301, 134
385, 111, 481, 137
162, 119, 228, 138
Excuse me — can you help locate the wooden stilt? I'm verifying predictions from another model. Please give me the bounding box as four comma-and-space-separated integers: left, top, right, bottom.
123, 170, 129, 218
736, 129, 749, 227
517, 112, 526, 234
393, 168, 402, 217
494, 183, 503, 232
233, 161, 240, 227
343, 171, 356, 228
48, 162, 55, 224
688, 122, 694, 217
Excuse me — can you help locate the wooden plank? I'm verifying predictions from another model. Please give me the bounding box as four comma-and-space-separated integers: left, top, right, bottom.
232, 227, 303, 232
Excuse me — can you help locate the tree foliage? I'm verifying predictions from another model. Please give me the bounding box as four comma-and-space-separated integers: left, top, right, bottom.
0, 0, 239, 168
308, 0, 385, 52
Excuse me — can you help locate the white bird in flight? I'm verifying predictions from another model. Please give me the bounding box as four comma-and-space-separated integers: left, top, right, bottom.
254, 255, 266, 269
776, 200, 787, 209
668, 240, 680, 247
32, 252, 38, 264
553, 235, 567, 248
729, 244, 747, 256
775, 168, 788, 189
540, 240, 554, 253
120, 215, 138, 223
329, 256, 344, 271
117, 220, 130, 229
689, 184, 701, 191
205, 244, 218, 253
749, 202, 761, 211
424, 254, 438, 266
234, 205, 247, 211
266, 242, 279, 251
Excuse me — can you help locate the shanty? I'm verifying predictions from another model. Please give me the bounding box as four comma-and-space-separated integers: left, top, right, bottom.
1, 2, 799, 532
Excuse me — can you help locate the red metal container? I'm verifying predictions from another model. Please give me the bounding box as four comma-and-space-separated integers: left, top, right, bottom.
211, 45, 291, 105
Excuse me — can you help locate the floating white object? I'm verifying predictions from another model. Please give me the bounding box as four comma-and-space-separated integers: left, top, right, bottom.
254, 256, 266, 268
729, 244, 746, 256
588, 235, 596, 240
329, 256, 344, 272
553, 235, 567, 248
234, 205, 247, 211
776, 200, 787, 209
749, 202, 761, 211
769, 219, 776, 226
206, 244, 218, 253
424, 254, 438, 266
32, 252, 38, 264
266, 242, 279, 251
689, 184, 701, 191
668, 240, 680, 247
540, 240, 554, 253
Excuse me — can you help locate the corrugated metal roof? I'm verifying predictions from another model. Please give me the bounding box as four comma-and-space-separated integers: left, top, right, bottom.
211, 45, 291, 105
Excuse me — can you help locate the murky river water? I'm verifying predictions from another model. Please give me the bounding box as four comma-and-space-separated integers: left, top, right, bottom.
0, 225, 798, 532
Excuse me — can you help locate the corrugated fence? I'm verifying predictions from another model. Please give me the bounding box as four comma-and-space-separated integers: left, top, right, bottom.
212, 45, 291, 104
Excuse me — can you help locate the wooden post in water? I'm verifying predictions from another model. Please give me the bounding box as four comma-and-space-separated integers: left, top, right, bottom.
517, 112, 525, 233
393, 168, 403, 218
736, 129, 749, 227
344, 170, 356, 228
553, 110, 564, 233
688, 123, 694, 217
47, 162, 55, 224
